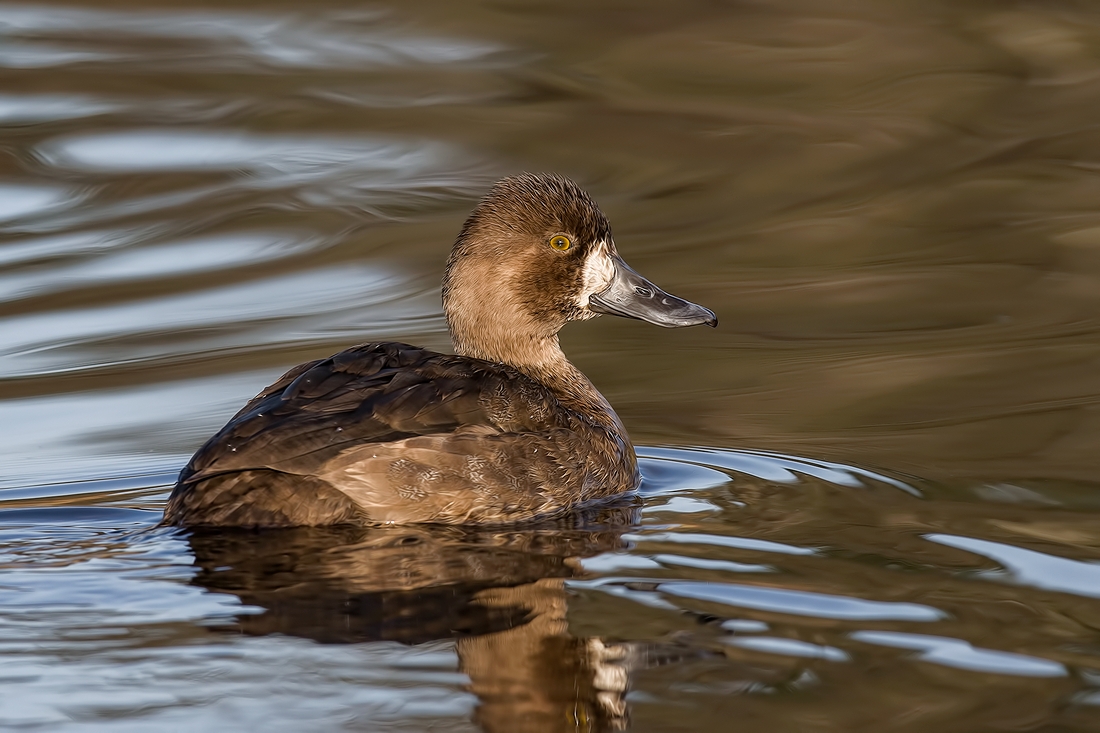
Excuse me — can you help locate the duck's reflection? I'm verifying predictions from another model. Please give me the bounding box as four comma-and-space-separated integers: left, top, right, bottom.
187, 503, 641, 732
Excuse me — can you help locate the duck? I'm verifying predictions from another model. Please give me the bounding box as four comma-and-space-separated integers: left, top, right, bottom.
163, 173, 716, 528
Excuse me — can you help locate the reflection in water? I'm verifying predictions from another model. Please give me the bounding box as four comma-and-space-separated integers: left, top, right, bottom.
0, 94, 118, 123
927, 533, 1100, 600
187, 504, 649, 732
37, 130, 483, 216
0, 5, 501, 71
0, 233, 316, 303
0, 184, 74, 223
43, 130, 453, 176
657, 581, 945, 622
850, 631, 1067, 678
0, 265, 416, 378
0, 446, 1096, 731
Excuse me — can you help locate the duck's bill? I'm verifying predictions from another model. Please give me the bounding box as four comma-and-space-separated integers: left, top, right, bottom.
588, 255, 718, 328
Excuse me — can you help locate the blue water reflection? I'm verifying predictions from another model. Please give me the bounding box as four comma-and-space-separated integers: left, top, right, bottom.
0, 5, 501, 70
42, 131, 455, 178
927, 533, 1100, 600
0, 265, 428, 376
0, 94, 117, 123
725, 636, 850, 662
642, 446, 921, 496
658, 581, 945, 621
0, 184, 73, 223
625, 531, 815, 556
0, 233, 316, 302
851, 631, 1067, 678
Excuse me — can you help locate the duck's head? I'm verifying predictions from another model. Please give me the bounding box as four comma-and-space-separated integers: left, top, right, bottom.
442, 173, 717, 369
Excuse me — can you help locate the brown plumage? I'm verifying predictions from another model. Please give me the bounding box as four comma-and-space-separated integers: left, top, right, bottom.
163, 173, 716, 527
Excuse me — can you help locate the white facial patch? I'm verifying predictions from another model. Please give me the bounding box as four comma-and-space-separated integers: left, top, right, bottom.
576, 240, 617, 308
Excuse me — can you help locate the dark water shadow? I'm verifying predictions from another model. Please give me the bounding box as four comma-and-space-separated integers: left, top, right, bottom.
187, 501, 652, 732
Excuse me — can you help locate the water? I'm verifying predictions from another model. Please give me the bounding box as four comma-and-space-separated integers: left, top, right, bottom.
2, 0, 1100, 729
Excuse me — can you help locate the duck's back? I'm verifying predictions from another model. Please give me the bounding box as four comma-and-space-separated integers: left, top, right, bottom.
163, 342, 638, 527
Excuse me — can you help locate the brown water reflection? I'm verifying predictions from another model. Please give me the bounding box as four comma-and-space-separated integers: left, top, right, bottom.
2, 0, 1100, 730
189, 508, 644, 732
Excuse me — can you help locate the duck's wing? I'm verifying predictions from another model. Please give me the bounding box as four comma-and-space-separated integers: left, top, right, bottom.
227, 357, 326, 421
178, 341, 557, 485
166, 342, 636, 527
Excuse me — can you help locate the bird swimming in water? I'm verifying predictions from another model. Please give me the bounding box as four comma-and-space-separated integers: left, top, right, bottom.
163, 173, 716, 527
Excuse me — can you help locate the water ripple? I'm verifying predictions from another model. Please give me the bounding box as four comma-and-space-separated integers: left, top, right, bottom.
0, 5, 502, 71
0, 184, 74, 223
0, 265, 430, 377
41, 131, 449, 176
658, 581, 946, 622
0, 232, 317, 303
725, 636, 850, 662
927, 533, 1100, 600
0, 95, 118, 124
851, 631, 1067, 677
641, 446, 921, 496
625, 531, 815, 556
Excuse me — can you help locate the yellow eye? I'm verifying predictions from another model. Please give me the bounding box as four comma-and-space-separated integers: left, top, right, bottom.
549, 235, 572, 251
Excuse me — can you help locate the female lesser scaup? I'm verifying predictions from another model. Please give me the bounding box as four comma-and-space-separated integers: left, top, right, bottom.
163, 173, 716, 527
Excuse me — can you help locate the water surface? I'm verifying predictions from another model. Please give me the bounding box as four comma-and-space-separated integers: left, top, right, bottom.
2, 0, 1100, 730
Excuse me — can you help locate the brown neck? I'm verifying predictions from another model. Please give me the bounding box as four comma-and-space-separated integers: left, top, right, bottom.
443, 250, 565, 374
447, 315, 623, 432
443, 243, 624, 432
448, 313, 567, 376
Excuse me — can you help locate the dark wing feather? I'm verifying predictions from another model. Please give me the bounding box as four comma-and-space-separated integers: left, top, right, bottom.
228, 358, 325, 421
178, 342, 561, 485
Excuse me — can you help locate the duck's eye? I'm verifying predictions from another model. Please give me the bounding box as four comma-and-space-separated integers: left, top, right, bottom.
549, 235, 572, 251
